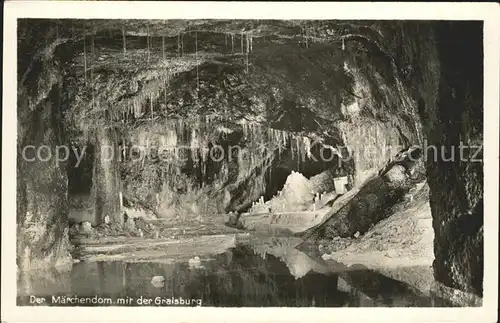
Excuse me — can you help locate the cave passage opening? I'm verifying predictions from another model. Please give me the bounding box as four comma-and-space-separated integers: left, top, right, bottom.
67, 143, 95, 224
261, 142, 354, 203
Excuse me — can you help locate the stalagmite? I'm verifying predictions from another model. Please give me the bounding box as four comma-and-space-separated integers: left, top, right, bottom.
122, 26, 127, 58
231, 33, 234, 53
119, 192, 123, 210
304, 137, 312, 159
342, 37, 345, 51
250, 33, 253, 52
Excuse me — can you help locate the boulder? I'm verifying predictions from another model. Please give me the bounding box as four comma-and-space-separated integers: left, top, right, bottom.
300, 150, 420, 241
80, 221, 93, 233
151, 276, 165, 288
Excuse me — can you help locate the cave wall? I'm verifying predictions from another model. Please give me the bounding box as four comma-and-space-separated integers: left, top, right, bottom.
338, 119, 404, 186
419, 22, 484, 296
17, 84, 72, 270
337, 44, 423, 186
16, 24, 73, 270
16, 21, 126, 269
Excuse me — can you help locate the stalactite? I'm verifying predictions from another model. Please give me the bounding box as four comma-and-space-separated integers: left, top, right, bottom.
122, 26, 127, 58
91, 31, 95, 80
245, 33, 249, 74
250, 33, 253, 52
305, 27, 309, 48
164, 80, 167, 108
246, 33, 249, 53
150, 93, 154, 120
296, 137, 302, 165
177, 34, 180, 57
195, 31, 199, 92
147, 26, 150, 62
181, 33, 184, 56
225, 33, 228, 46
176, 119, 185, 143
83, 34, 87, 85
89, 29, 96, 113
342, 37, 345, 51
231, 33, 234, 53
190, 129, 198, 149
240, 33, 244, 53
92, 87, 95, 112
162, 36, 165, 59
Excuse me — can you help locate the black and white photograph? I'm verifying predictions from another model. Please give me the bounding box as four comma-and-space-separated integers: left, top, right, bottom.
2, 2, 499, 322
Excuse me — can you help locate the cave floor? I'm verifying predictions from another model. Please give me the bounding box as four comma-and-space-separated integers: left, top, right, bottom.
65, 182, 435, 297
18, 228, 448, 307
71, 215, 245, 263
22, 181, 440, 306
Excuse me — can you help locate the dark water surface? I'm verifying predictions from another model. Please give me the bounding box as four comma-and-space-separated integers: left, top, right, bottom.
17, 245, 453, 307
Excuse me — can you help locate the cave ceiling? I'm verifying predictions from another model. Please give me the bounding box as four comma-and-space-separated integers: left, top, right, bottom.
18, 19, 409, 144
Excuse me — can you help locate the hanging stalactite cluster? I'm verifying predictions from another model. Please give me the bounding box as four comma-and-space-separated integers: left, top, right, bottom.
72, 21, 358, 154
122, 112, 321, 198
60, 20, 410, 220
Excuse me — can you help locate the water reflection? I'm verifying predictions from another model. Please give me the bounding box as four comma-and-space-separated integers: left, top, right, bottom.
17, 243, 452, 307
